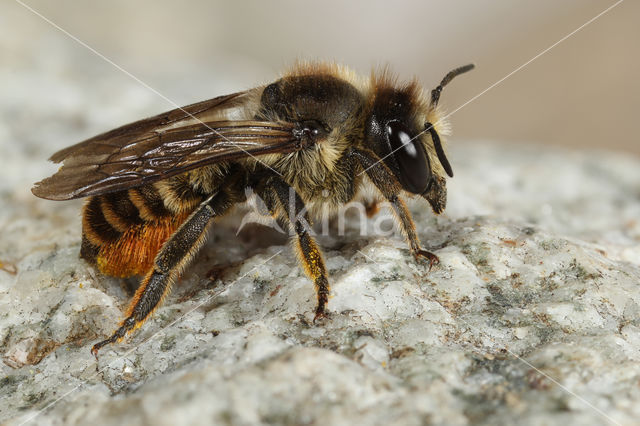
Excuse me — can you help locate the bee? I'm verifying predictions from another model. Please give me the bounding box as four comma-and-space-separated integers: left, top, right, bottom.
32, 62, 474, 357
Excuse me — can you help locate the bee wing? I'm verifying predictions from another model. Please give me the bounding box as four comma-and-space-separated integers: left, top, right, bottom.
32, 92, 301, 200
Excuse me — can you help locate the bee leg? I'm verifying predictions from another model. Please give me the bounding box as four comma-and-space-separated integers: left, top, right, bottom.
351, 149, 440, 269
260, 178, 330, 322
297, 224, 331, 322
390, 199, 440, 270
91, 193, 231, 358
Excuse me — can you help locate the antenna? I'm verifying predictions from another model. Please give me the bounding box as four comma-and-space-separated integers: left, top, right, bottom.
430, 64, 475, 107
424, 122, 453, 178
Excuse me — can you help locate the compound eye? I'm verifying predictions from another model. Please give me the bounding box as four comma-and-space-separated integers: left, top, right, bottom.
386, 120, 431, 194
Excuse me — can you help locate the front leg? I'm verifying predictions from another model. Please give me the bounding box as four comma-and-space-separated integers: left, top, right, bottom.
350, 148, 440, 269
258, 178, 330, 321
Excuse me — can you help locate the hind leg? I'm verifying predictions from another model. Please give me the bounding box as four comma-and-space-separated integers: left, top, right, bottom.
91, 192, 231, 357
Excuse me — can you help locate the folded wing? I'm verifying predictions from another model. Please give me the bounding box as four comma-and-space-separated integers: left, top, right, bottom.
32, 93, 300, 200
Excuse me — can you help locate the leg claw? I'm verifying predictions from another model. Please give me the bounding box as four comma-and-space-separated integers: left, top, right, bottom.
313, 309, 330, 324
414, 249, 440, 271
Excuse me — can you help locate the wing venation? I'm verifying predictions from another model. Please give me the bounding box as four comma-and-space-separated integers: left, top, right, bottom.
33, 93, 301, 200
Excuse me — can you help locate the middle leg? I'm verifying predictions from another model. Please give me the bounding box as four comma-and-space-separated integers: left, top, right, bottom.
258, 177, 330, 320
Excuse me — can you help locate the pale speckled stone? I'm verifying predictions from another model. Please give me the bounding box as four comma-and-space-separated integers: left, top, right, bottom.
2, 44, 640, 426
3, 143, 640, 426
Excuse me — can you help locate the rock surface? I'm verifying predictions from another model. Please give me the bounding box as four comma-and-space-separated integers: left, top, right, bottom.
2, 44, 640, 426
3, 136, 640, 425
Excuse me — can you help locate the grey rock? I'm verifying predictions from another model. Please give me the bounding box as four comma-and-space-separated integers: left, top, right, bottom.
3, 141, 640, 425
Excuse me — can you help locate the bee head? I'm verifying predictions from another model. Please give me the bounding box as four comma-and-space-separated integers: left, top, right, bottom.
365, 64, 474, 198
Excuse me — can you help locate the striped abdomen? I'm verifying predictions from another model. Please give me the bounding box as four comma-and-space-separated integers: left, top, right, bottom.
81, 182, 202, 278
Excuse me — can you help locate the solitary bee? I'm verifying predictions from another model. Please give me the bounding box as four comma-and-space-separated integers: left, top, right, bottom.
32, 62, 474, 356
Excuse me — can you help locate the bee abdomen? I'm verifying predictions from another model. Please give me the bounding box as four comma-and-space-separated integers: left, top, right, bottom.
101, 192, 145, 232
81, 186, 192, 278
128, 186, 173, 221
82, 196, 123, 245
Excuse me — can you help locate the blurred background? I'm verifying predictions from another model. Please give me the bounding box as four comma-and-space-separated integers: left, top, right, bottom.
1, 0, 638, 176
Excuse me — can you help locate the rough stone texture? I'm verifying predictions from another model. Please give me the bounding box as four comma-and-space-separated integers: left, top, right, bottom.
2, 48, 640, 426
